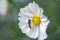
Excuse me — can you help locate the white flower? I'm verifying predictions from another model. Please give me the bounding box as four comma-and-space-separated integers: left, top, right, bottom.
0, 0, 8, 16
18, 1, 50, 40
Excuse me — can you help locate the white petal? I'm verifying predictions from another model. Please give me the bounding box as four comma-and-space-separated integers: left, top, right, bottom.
38, 25, 47, 40
18, 12, 30, 19
41, 20, 50, 28
29, 1, 40, 15
20, 6, 32, 17
22, 25, 31, 34
24, 6, 33, 15
18, 17, 28, 23
18, 22, 30, 34
40, 20, 50, 34
38, 32, 48, 40
18, 22, 26, 30
41, 15, 48, 22
38, 20, 50, 40
26, 25, 39, 39
38, 8, 44, 17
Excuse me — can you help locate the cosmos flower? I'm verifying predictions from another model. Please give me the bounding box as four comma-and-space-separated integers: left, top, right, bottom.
18, 1, 50, 40
0, 0, 8, 16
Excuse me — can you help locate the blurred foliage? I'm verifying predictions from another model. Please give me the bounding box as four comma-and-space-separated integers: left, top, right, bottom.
0, 0, 60, 40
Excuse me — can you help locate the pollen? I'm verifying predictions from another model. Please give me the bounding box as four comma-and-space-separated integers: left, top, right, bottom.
31, 15, 41, 25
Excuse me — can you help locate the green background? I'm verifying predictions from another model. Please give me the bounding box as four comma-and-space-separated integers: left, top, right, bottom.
0, 0, 60, 40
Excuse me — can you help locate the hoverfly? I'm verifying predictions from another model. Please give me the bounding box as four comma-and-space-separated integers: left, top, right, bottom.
28, 19, 31, 28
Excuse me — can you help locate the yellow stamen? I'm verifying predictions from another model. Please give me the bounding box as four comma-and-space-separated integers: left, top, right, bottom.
31, 15, 41, 25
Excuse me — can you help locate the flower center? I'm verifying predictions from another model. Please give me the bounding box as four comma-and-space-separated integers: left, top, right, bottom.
31, 15, 41, 25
